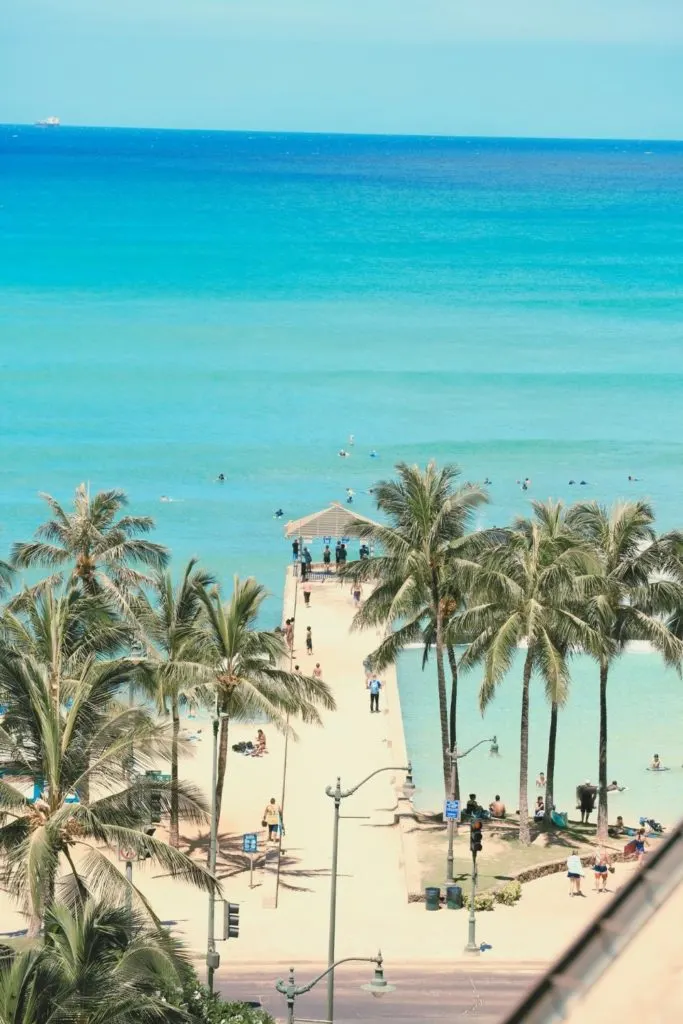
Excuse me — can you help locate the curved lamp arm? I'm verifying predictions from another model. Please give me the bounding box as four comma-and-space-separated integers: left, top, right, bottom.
325, 764, 412, 801
449, 737, 497, 761
276, 954, 382, 998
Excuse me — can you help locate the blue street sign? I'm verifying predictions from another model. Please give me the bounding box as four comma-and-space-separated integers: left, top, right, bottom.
444, 799, 460, 821
242, 832, 258, 854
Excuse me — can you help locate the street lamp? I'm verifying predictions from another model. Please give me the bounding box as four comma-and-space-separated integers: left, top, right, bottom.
446, 736, 499, 883
276, 952, 395, 1024
206, 697, 229, 993
324, 764, 413, 1024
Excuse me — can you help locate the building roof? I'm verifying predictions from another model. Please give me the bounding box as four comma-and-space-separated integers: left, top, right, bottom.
283, 502, 378, 540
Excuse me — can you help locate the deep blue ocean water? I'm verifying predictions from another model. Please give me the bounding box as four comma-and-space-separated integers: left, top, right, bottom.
1, 126, 682, 814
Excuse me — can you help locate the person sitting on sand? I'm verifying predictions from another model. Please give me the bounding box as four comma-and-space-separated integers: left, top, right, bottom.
489, 794, 506, 818
534, 796, 545, 820
650, 753, 663, 770
465, 793, 483, 818
251, 729, 267, 756
609, 815, 626, 837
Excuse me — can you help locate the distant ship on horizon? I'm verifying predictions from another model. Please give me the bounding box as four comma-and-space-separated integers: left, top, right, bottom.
35, 116, 60, 126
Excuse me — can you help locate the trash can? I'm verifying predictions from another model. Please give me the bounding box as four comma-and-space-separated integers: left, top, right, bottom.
446, 885, 463, 909
425, 886, 441, 911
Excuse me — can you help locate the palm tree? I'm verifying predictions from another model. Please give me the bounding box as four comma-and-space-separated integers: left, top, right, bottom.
11, 485, 168, 612
340, 461, 488, 794
196, 577, 336, 828
565, 500, 683, 842
0, 899, 190, 1024
459, 501, 598, 843
133, 560, 215, 848
0, 585, 216, 933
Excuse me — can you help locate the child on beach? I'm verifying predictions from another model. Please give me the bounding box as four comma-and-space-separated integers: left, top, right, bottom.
351, 582, 362, 607
306, 626, 313, 655
302, 580, 312, 606
313, 663, 323, 679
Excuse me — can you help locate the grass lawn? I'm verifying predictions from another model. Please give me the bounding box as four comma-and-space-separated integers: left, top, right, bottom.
416, 813, 624, 893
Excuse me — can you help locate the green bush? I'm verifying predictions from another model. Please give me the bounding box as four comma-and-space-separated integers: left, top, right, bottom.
171, 977, 275, 1024
494, 881, 522, 906
464, 891, 495, 912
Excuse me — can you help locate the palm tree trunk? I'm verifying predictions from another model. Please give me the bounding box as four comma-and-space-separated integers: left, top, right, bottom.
597, 660, 609, 842
446, 643, 460, 801
518, 647, 534, 844
214, 712, 230, 835
431, 577, 450, 795
543, 701, 558, 827
170, 693, 180, 848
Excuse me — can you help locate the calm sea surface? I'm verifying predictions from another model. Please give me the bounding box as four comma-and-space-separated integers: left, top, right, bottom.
1, 126, 682, 818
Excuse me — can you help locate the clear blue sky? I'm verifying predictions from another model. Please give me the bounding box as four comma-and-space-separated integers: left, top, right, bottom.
4, 0, 683, 138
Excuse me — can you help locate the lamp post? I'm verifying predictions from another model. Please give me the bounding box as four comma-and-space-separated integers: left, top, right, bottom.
446, 736, 499, 883
324, 763, 414, 1024
206, 694, 228, 992
276, 952, 395, 1024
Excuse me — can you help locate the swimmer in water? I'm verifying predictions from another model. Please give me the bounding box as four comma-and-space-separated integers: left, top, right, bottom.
650, 753, 663, 771
483, 477, 492, 485
338, 450, 349, 458
370, 450, 378, 458
569, 480, 576, 485
580, 480, 588, 486
628, 475, 640, 482
273, 509, 284, 519
217, 473, 225, 482
160, 496, 170, 503
349, 434, 355, 446
346, 488, 355, 504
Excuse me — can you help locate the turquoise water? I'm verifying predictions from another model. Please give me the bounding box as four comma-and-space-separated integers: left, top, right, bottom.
399, 648, 683, 825
1, 127, 682, 816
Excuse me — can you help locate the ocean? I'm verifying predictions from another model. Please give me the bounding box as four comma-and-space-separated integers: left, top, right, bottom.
1, 126, 682, 820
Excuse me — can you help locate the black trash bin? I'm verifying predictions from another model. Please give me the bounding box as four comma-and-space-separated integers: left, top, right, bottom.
446, 885, 463, 909
425, 886, 441, 911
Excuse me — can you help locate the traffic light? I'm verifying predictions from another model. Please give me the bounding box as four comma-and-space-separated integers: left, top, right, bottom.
470, 820, 483, 855
142, 826, 156, 860
223, 902, 240, 940
149, 790, 162, 824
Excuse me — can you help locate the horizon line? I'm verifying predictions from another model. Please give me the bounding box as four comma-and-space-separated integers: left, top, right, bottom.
3, 122, 683, 145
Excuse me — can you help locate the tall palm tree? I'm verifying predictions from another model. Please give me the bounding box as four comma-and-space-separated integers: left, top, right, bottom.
11, 485, 168, 613
196, 577, 336, 828
341, 461, 488, 794
0, 899, 190, 1024
459, 501, 598, 843
133, 560, 215, 848
0, 586, 216, 933
565, 500, 683, 842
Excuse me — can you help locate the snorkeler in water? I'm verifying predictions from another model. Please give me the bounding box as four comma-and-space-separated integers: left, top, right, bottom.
273, 508, 284, 519
217, 473, 225, 482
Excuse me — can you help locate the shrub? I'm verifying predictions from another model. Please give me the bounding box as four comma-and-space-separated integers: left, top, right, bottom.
464, 891, 495, 912
494, 881, 522, 906
171, 977, 275, 1024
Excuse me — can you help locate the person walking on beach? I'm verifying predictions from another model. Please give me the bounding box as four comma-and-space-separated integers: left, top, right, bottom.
368, 674, 382, 713
302, 579, 312, 607
566, 851, 585, 897
351, 581, 363, 607
634, 829, 649, 865
592, 847, 610, 892
262, 798, 282, 842
305, 626, 313, 655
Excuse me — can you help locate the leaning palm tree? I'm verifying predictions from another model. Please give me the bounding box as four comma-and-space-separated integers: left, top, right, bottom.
341, 462, 488, 794
196, 577, 336, 827
0, 899, 190, 1024
133, 560, 215, 847
11, 485, 168, 613
459, 501, 599, 843
0, 586, 216, 933
566, 500, 683, 842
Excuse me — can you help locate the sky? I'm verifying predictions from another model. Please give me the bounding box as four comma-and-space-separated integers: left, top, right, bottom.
3, 0, 683, 139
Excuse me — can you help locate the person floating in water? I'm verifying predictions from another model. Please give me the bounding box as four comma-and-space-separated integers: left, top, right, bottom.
580, 480, 588, 486
568, 480, 576, 485
650, 753, 663, 770
348, 434, 355, 446
483, 477, 492, 485
370, 450, 378, 458
338, 449, 349, 458
217, 473, 225, 482
273, 508, 284, 519
628, 475, 640, 482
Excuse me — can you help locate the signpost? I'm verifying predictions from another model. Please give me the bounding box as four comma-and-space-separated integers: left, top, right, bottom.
444, 799, 460, 821
243, 833, 258, 888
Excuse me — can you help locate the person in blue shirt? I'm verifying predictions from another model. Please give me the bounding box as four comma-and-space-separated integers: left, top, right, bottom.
368, 675, 382, 713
